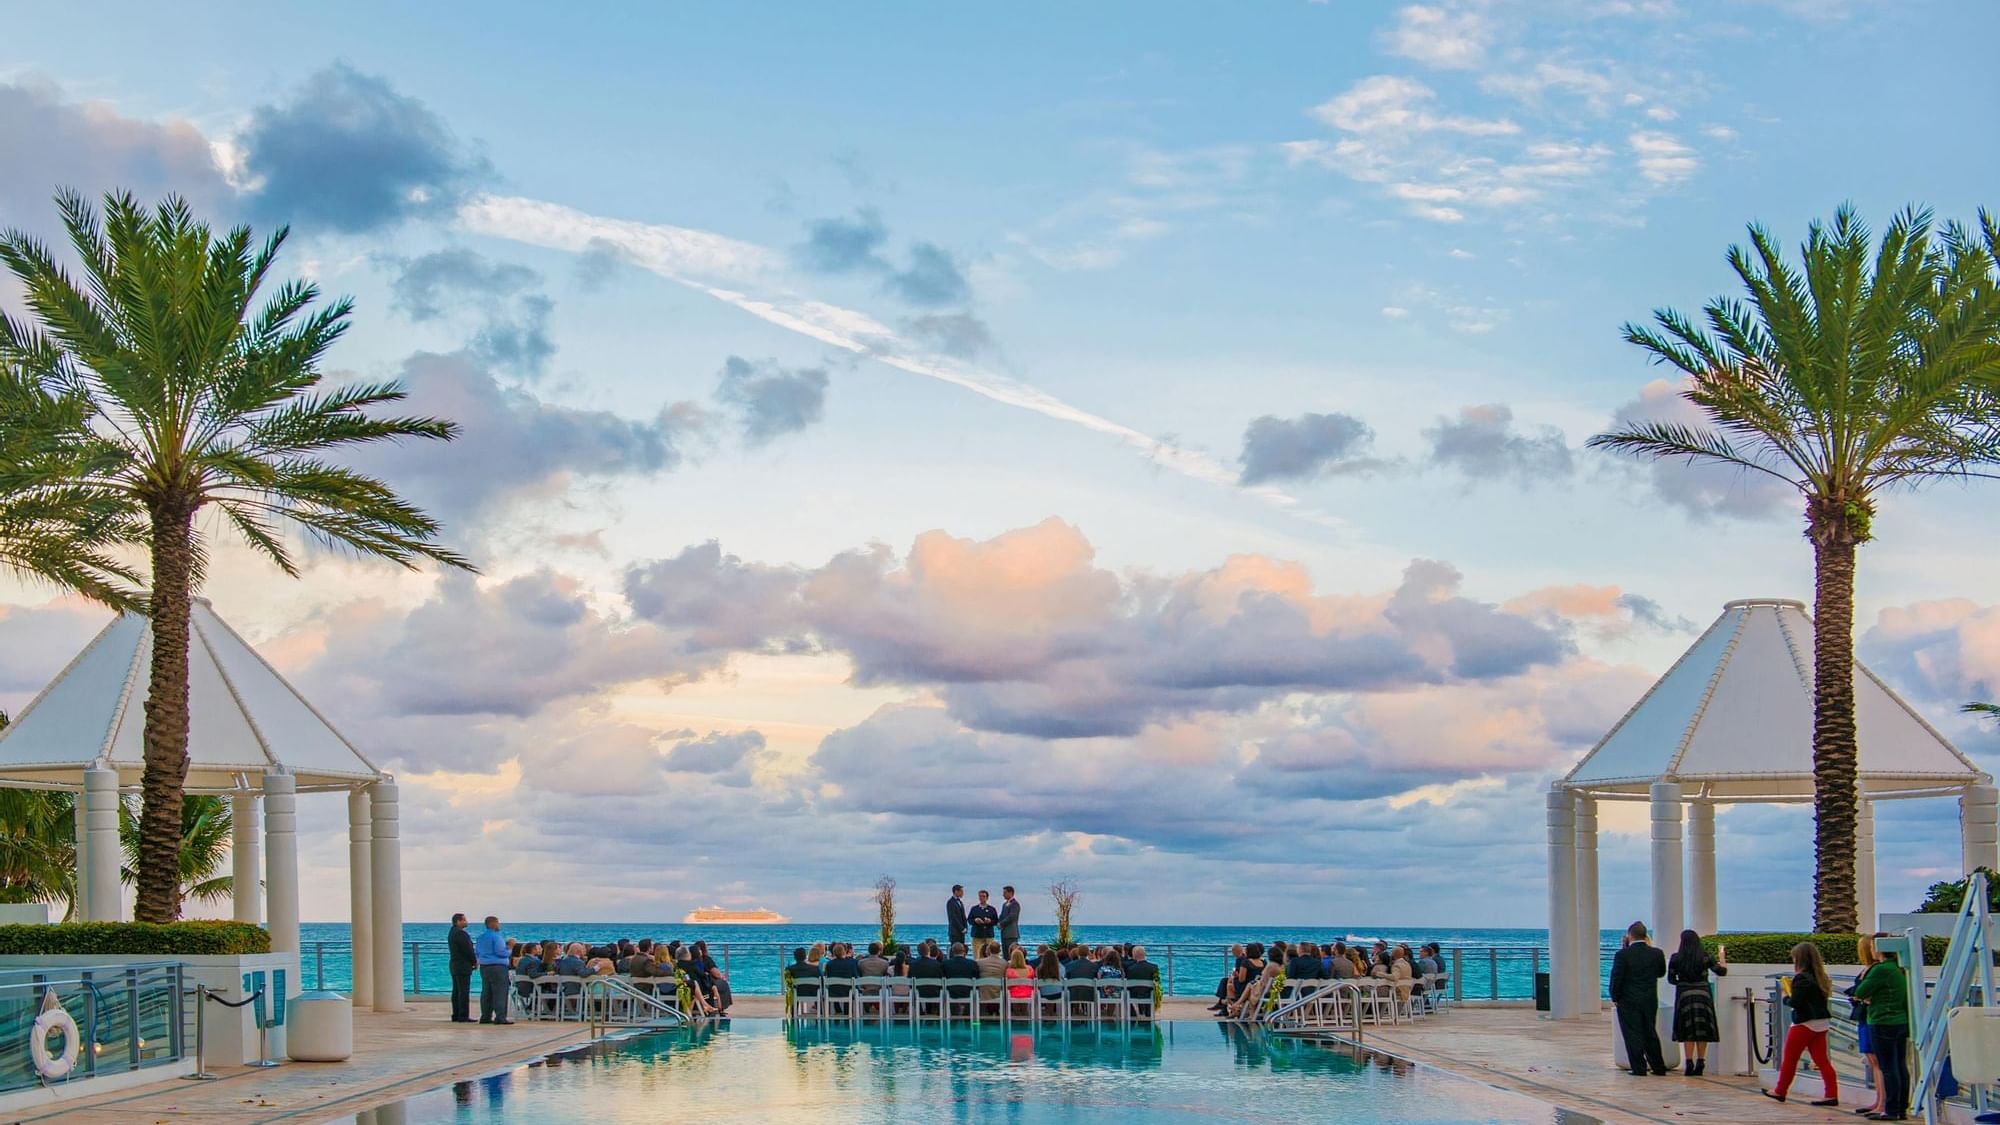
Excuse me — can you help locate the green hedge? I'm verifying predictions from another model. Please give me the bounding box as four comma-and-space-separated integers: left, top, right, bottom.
1701, 932, 1947, 967
0, 921, 270, 956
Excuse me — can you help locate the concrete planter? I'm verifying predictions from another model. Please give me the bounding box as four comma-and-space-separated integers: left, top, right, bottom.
0, 951, 300, 1066
1879, 912, 1971, 941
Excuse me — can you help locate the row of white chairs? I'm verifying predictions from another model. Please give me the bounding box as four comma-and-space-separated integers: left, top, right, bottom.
1260, 973, 1452, 1031
511, 973, 682, 1022
791, 975, 1158, 1027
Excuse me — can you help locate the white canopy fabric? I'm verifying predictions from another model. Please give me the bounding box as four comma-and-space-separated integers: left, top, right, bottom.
1563, 597, 1985, 800
0, 598, 381, 792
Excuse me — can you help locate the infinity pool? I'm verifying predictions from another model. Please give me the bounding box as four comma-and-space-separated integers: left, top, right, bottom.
343, 1021, 1594, 1124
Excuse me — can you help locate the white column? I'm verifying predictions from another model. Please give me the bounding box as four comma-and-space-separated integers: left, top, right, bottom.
82, 767, 121, 922
348, 788, 374, 1007
1687, 799, 1717, 935
261, 771, 300, 956
1573, 793, 1601, 1013
71, 789, 89, 921
231, 793, 261, 924
1856, 796, 1878, 933
370, 779, 405, 1013
1649, 781, 1685, 1067
1545, 788, 1579, 1019
1961, 784, 1999, 877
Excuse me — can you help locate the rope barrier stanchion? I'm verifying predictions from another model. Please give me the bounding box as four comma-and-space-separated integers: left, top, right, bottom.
184, 986, 271, 1076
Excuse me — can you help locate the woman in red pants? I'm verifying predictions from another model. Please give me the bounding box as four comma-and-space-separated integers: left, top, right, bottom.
1764, 943, 1839, 1107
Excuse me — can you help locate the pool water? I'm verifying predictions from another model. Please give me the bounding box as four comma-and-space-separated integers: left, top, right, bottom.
343, 1021, 1596, 1124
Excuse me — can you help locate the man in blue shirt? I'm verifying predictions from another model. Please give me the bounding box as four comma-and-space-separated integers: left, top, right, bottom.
474, 916, 513, 1024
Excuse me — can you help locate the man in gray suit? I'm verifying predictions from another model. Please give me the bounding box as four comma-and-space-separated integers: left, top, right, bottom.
998, 885, 1022, 954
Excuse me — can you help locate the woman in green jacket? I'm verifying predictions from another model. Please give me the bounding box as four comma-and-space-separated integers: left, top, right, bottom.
1851, 949, 1910, 1122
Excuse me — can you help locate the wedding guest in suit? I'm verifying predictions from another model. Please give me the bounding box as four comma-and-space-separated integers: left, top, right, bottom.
1609, 921, 1668, 1077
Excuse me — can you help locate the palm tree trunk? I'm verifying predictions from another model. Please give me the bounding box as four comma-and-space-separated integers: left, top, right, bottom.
135, 496, 195, 923
1809, 499, 1862, 935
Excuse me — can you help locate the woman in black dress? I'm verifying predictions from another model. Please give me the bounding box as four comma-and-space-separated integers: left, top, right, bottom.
1667, 929, 1727, 1075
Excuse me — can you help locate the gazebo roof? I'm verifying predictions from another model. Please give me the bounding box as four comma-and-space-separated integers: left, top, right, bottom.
1562, 597, 1985, 801
0, 598, 381, 793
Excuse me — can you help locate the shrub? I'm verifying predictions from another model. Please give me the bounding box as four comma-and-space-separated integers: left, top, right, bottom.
0, 921, 270, 956
1701, 932, 1946, 966
1916, 868, 2000, 914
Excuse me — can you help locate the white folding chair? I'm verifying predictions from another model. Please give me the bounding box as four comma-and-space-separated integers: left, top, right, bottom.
856, 977, 890, 1023
943, 981, 978, 1023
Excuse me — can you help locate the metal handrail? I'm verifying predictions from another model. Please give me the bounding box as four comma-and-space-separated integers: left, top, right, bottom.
581, 976, 687, 1038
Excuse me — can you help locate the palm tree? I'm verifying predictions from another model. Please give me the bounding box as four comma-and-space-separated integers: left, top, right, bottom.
0, 358, 143, 609
0, 788, 75, 915
118, 795, 233, 907
1590, 205, 2000, 933
0, 190, 472, 922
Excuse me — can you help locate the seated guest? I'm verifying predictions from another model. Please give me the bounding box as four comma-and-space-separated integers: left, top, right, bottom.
942, 942, 981, 999
908, 943, 946, 999
858, 941, 890, 977
1329, 949, 1357, 979
1124, 946, 1159, 984
825, 943, 862, 978
1036, 951, 1065, 998
691, 941, 732, 1014
553, 942, 591, 976
805, 941, 826, 967
786, 947, 821, 1010
1065, 946, 1101, 1004
513, 945, 544, 976
1099, 949, 1126, 983
976, 941, 1006, 978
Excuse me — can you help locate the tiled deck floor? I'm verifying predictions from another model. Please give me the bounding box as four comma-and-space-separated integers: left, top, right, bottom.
1366, 1006, 1865, 1124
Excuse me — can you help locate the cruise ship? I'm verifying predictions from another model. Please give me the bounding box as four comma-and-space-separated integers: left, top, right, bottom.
682, 905, 790, 924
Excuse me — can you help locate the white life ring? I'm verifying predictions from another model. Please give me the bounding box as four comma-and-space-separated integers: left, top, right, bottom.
30, 1005, 79, 1080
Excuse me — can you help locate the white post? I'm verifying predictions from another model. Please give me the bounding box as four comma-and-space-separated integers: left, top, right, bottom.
71, 788, 89, 920
370, 779, 405, 1013
1687, 799, 1717, 935
82, 767, 121, 922
262, 771, 300, 956
1961, 784, 1999, 877
1574, 793, 1601, 1013
231, 793, 261, 924
1855, 796, 1877, 933
1545, 788, 1578, 1019
348, 788, 374, 1007
1649, 781, 1685, 1067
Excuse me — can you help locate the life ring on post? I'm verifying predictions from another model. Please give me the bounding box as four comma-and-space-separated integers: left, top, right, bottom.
30, 995, 79, 1080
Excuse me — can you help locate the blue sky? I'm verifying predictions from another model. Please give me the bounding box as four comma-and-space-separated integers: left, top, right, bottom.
1, 1, 1998, 929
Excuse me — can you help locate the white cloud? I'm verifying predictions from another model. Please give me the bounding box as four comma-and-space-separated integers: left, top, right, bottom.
1310, 76, 1518, 136
1381, 305, 1412, 318
1628, 130, 1699, 184
1702, 123, 1739, 141
1381, 5, 1491, 70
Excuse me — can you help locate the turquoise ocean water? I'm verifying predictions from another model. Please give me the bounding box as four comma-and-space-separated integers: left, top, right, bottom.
299, 922, 1622, 999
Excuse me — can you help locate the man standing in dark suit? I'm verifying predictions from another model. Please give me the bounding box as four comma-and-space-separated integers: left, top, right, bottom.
946, 885, 967, 948
447, 913, 476, 1023
1609, 920, 1668, 1076
998, 886, 1022, 954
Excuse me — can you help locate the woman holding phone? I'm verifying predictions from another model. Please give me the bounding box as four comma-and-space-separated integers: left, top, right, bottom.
1667, 930, 1727, 1075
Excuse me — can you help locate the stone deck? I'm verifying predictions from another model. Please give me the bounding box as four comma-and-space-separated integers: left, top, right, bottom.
1365, 1007, 1867, 1124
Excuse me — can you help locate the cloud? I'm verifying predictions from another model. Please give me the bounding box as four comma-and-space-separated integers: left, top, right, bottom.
0, 80, 230, 228
1629, 130, 1698, 184
1863, 599, 2000, 710
886, 241, 971, 307
386, 248, 555, 377
1237, 412, 1381, 485
713, 356, 829, 445
662, 729, 767, 786
237, 64, 491, 234
794, 210, 971, 307
1310, 76, 1518, 136
903, 312, 995, 359
1381, 5, 1491, 70
1502, 585, 1698, 641
621, 540, 809, 655
342, 351, 700, 525
1602, 378, 1794, 520
795, 208, 889, 274
1424, 404, 1574, 484
0, 598, 111, 712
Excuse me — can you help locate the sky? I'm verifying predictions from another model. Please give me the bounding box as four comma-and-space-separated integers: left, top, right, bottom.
1, 0, 1998, 930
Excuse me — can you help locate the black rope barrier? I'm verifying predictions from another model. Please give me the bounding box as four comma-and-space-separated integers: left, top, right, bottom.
203, 989, 265, 1010
1747, 990, 1774, 1066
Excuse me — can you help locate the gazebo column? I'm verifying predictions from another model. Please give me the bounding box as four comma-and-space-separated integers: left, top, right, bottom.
82, 767, 121, 922
1855, 796, 1877, 933
231, 793, 261, 924
348, 788, 374, 1008
72, 789, 89, 920
1573, 793, 1601, 1013
1687, 799, 1717, 935
1961, 784, 1999, 876
370, 779, 405, 1013
262, 771, 300, 956
1650, 782, 1685, 1066
1545, 789, 1579, 1018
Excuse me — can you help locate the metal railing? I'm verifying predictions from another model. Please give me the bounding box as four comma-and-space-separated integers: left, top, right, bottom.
0, 961, 185, 1093
298, 939, 1593, 1001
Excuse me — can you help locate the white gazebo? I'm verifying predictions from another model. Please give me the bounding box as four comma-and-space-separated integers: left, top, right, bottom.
0, 597, 406, 1011
1545, 597, 1997, 1020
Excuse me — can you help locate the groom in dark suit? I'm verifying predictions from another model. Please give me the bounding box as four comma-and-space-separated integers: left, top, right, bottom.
1609, 920, 1668, 1076
946, 885, 967, 948
998, 886, 1022, 954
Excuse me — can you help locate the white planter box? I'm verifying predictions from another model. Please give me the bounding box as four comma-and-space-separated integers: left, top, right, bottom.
0, 952, 300, 1066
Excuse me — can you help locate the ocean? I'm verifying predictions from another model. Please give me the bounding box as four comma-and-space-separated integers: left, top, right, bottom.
297, 922, 1620, 999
